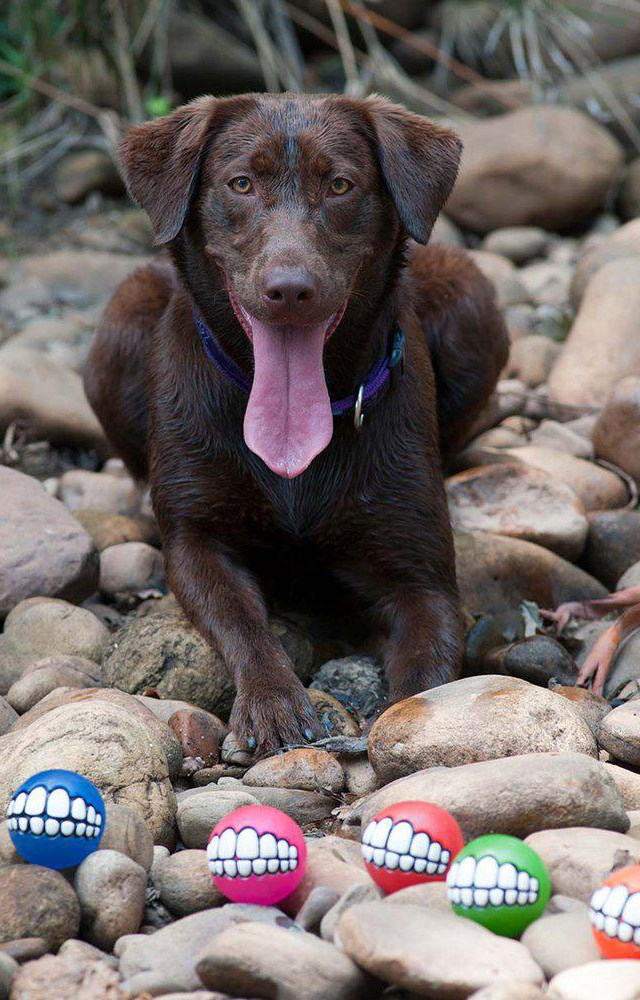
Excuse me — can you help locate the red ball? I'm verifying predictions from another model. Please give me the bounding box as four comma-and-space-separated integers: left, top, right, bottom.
207, 805, 306, 905
361, 800, 464, 895
590, 865, 640, 959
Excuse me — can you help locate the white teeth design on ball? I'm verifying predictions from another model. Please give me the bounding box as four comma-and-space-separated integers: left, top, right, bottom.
6, 786, 102, 841
207, 826, 299, 878
361, 818, 450, 876
48, 789, 71, 819
13, 793, 27, 815
25, 787, 47, 816
589, 885, 640, 943
71, 798, 86, 821
260, 833, 277, 858
386, 821, 413, 855
236, 828, 259, 859
446, 857, 540, 909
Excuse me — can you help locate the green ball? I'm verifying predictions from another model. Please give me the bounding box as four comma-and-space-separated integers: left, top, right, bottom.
446, 834, 551, 937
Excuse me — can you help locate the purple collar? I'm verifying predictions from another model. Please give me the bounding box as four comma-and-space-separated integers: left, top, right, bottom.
193, 309, 405, 429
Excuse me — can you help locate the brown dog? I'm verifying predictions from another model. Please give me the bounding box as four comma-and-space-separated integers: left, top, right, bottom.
85, 93, 507, 752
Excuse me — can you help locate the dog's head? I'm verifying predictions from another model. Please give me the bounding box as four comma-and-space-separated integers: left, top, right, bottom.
120, 94, 461, 478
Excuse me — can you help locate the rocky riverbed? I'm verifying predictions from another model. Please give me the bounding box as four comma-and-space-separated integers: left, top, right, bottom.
2, 130, 640, 997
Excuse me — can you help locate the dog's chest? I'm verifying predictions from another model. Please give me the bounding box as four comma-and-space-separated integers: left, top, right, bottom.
249, 465, 340, 539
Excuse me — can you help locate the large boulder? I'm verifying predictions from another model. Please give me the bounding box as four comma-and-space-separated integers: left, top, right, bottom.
99, 541, 166, 599
50, 148, 123, 204
10, 949, 125, 1000
503, 334, 562, 388
102, 611, 312, 719
102, 613, 233, 717
547, 961, 640, 1000
550, 259, 640, 408
599, 702, 640, 767
570, 217, 640, 307
6, 310, 96, 373
0, 597, 107, 693
177, 789, 259, 850
368, 676, 597, 784
581, 509, 640, 588
520, 910, 600, 980
59, 469, 142, 516
6, 655, 102, 713
467, 251, 530, 308
0, 866, 80, 950
0, 470, 98, 620
243, 747, 345, 793
0, 696, 17, 735
74, 850, 147, 950
560, 55, 640, 148
99, 802, 154, 871
593, 377, 640, 486
15, 250, 149, 306
446, 464, 588, 560
524, 827, 640, 903
454, 531, 606, 616
482, 227, 552, 265
338, 902, 543, 995
446, 107, 623, 233
11, 686, 183, 781
152, 848, 224, 916
0, 345, 106, 449
0, 699, 176, 845
353, 753, 628, 842
117, 905, 300, 996
196, 922, 371, 1000
504, 447, 627, 512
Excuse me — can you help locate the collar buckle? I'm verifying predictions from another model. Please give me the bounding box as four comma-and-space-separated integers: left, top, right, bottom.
354, 384, 365, 430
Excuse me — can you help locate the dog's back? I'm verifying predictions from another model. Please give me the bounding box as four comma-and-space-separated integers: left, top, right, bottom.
85, 260, 176, 480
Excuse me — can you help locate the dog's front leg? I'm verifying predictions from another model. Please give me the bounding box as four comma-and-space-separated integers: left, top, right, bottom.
381, 587, 464, 703
163, 527, 323, 753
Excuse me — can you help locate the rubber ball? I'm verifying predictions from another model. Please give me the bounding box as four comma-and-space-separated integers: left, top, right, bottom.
590, 865, 640, 959
446, 834, 551, 937
361, 800, 464, 894
207, 804, 306, 905
7, 769, 105, 870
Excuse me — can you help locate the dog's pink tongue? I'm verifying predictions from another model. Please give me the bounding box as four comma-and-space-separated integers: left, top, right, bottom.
243, 318, 333, 478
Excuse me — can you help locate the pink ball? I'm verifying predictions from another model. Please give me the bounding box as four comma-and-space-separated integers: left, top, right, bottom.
207, 805, 306, 905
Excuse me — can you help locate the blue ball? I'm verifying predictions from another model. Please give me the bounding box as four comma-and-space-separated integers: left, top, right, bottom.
7, 769, 105, 870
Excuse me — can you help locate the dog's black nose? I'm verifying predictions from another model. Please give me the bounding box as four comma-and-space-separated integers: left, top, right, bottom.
262, 266, 317, 317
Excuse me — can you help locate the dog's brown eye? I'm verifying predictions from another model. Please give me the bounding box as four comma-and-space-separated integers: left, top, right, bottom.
229, 176, 253, 194
329, 177, 352, 196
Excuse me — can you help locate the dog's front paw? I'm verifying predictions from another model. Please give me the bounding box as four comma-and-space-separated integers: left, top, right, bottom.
230, 677, 324, 755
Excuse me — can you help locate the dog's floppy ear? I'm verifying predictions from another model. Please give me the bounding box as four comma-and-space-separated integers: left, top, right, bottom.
119, 95, 256, 244
363, 96, 462, 245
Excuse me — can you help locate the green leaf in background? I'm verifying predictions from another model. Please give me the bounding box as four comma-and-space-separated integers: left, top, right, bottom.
145, 95, 172, 118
